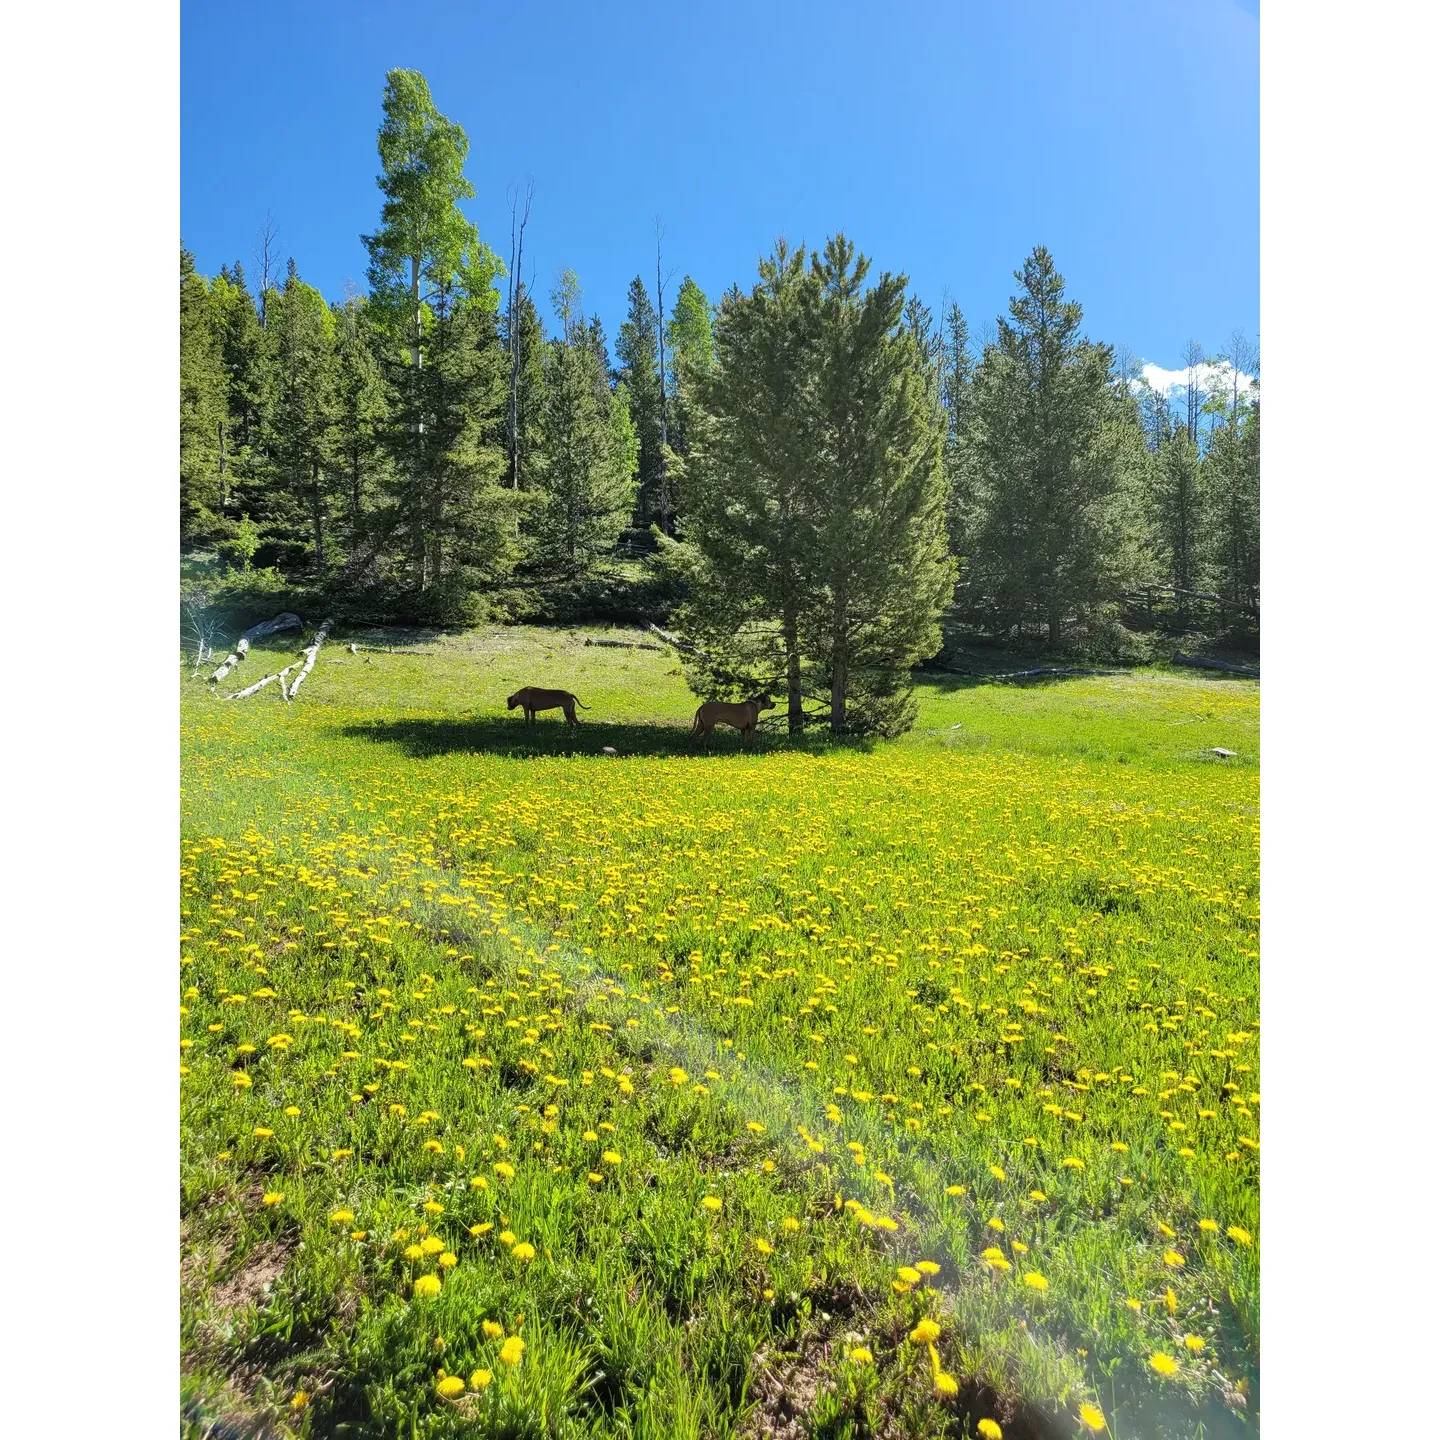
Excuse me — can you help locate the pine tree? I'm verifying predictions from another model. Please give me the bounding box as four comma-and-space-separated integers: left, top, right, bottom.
531, 320, 636, 575
801, 236, 953, 734
266, 263, 338, 577
962, 246, 1143, 648
1152, 423, 1205, 629
939, 302, 976, 562
1204, 391, 1260, 617
209, 262, 267, 517
615, 277, 663, 531
679, 239, 824, 733
330, 294, 390, 543
180, 245, 228, 541
498, 282, 546, 492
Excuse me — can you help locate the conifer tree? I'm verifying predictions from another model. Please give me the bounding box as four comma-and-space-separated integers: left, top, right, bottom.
267, 262, 338, 577
1152, 423, 1205, 628
616, 277, 663, 530
330, 294, 390, 541
962, 246, 1143, 647
679, 239, 824, 733
801, 236, 953, 733
209, 263, 267, 516
532, 330, 636, 574
180, 245, 228, 541
499, 282, 547, 491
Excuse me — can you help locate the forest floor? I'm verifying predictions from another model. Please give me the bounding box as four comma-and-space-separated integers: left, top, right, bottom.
180, 622, 1258, 1440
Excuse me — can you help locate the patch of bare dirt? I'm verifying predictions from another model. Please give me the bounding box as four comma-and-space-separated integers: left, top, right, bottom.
209, 1237, 295, 1315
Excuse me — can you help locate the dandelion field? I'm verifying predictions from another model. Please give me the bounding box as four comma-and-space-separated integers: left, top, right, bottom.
180, 626, 1258, 1440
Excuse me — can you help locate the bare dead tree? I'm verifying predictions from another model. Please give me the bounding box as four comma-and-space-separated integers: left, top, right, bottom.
506, 180, 535, 490
254, 211, 283, 330
1183, 339, 1206, 441
182, 585, 226, 678
1219, 328, 1259, 421
654, 218, 678, 534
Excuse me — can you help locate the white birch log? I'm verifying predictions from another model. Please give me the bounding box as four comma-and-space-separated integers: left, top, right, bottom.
208, 613, 302, 684
284, 619, 334, 701
224, 670, 284, 700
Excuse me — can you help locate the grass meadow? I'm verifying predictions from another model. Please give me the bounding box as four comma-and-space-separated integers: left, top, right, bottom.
180, 624, 1258, 1440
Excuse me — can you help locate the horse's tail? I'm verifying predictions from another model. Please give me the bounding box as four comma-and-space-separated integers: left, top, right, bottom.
574, 697, 590, 710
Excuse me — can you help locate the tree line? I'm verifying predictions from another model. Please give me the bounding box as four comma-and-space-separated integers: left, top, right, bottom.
181, 68, 1259, 733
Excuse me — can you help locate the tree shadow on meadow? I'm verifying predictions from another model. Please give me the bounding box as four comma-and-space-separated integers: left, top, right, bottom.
335, 714, 823, 761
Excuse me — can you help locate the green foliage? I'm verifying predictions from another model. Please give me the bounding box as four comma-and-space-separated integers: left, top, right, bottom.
960, 247, 1149, 648
180, 245, 228, 540
527, 328, 637, 576
616, 277, 664, 529
680, 236, 953, 738
362, 68, 504, 355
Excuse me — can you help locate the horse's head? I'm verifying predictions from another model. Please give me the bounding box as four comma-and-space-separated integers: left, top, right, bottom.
506, 691, 521, 710
750, 694, 776, 713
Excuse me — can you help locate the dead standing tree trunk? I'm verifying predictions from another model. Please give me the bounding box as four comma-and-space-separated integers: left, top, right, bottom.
208, 613, 302, 684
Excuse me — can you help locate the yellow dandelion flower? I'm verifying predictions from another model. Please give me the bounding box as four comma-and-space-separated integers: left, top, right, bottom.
897, 1266, 922, 1285
602, 1150, 622, 1166
916, 1260, 941, 1276
469, 1369, 492, 1389
1023, 1272, 1049, 1291
261, 1192, 284, 1206
987, 1217, 1005, 1232
482, 1320, 505, 1339
436, 1375, 465, 1399
978, 1421, 1002, 1439
847, 1346, 873, 1365
988, 1165, 1006, 1182
494, 1161, 515, 1179
329, 1209, 355, 1225
910, 1318, 941, 1344
511, 1242, 536, 1262
1149, 1352, 1178, 1377
413, 1274, 441, 1298
701, 1196, 722, 1212
498, 1336, 525, 1367
1163, 1249, 1185, 1268
1078, 1401, 1107, 1431
1227, 1226, 1253, 1246
754, 1238, 773, 1256
438, 1252, 458, 1269
1184, 1334, 1204, 1352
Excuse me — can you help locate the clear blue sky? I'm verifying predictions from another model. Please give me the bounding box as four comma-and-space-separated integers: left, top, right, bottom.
181, 0, 1258, 377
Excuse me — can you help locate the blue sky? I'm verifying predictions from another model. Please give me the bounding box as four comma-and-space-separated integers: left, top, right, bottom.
181, 0, 1258, 383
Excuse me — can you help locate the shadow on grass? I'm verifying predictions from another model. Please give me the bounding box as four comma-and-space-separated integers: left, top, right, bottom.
336, 714, 866, 761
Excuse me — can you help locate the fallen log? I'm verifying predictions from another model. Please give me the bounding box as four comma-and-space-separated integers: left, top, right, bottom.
584, 637, 664, 652
224, 670, 285, 700
208, 613, 302, 684
1173, 652, 1259, 678
284, 619, 334, 701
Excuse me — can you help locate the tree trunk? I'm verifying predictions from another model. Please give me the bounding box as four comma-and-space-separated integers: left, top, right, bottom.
783, 606, 803, 735
1047, 593, 1062, 650
312, 462, 325, 579
830, 657, 847, 735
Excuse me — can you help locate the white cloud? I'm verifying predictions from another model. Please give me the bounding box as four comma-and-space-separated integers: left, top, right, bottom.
1137, 361, 1257, 398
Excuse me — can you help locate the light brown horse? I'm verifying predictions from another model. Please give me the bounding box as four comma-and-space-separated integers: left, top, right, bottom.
689, 694, 775, 750
507, 686, 590, 725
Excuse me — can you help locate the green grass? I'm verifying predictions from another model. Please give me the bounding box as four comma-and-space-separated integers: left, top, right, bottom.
181, 622, 1258, 1440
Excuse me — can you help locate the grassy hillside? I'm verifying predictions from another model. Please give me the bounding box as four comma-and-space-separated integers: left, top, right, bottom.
181, 624, 1258, 1440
